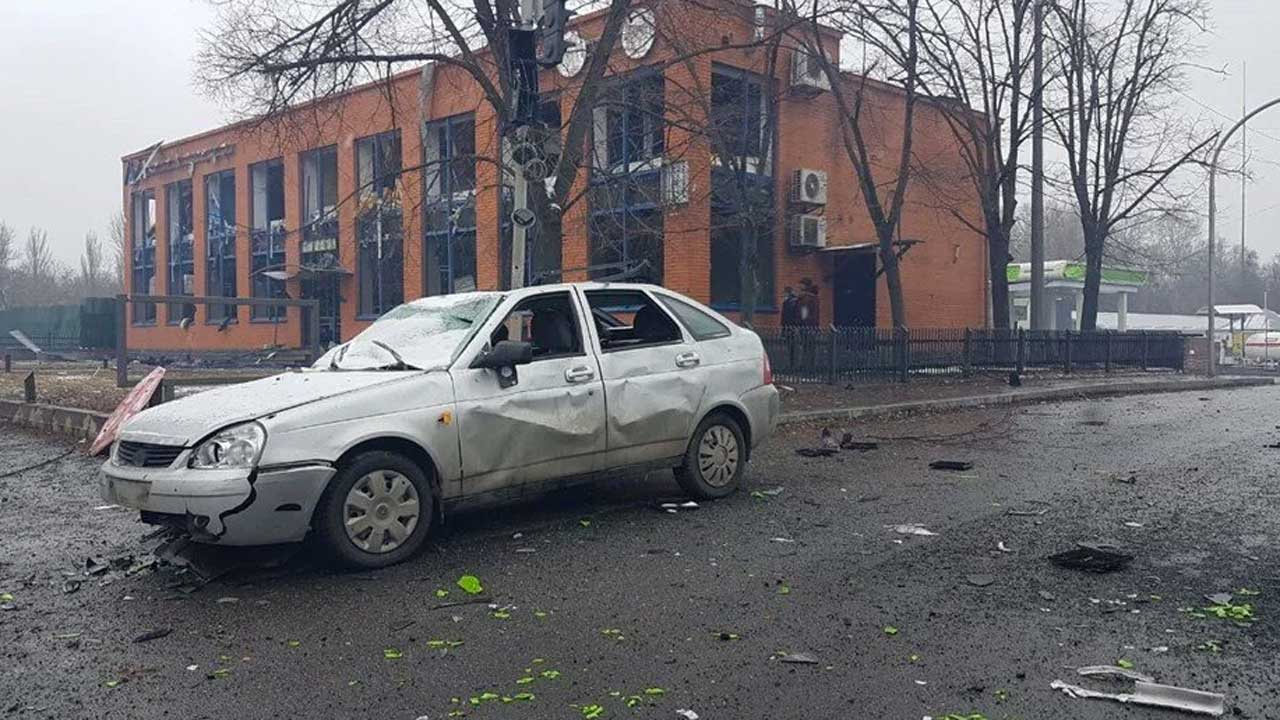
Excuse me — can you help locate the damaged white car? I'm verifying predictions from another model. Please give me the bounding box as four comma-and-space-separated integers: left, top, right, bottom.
101, 283, 779, 567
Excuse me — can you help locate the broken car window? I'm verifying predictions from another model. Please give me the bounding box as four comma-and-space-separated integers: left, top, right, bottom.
315, 292, 503, 371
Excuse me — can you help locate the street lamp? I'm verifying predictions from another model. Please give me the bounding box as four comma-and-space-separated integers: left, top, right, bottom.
1206, 96, 1280, 377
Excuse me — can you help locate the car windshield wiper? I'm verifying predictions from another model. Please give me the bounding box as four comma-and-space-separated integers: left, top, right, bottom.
328, 343, 350, 370
371, 340, 416, 370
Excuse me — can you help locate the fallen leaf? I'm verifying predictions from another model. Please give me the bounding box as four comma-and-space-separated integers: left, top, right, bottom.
383, 648, 404, 660
1116, 659, 1135, 669
883, 626, 899, 636
457, 575, 483, 595
435, 589, 450, 598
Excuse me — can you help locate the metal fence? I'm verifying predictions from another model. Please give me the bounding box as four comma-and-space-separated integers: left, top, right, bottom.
757, 327, 1186, 384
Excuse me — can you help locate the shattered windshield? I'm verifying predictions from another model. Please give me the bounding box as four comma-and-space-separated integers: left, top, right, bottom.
315, 293, 503, 371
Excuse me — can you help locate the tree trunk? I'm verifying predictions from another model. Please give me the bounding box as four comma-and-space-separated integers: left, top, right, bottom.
1080, 234, 1104, 331
738, 222, 759, 326
988, 226, 1011, 329
879, 228, 907, 328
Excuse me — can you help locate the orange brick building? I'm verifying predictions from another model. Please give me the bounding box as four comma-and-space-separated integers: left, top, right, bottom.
121, 0, 986, 354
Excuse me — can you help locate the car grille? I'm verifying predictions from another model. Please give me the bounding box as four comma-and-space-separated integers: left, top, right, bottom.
115, 441, 184, 468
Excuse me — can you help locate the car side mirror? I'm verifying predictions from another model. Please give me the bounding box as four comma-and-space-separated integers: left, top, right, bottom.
473, 340, 533, 388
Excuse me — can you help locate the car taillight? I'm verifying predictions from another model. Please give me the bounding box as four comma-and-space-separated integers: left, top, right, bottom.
762, 353, 774, 386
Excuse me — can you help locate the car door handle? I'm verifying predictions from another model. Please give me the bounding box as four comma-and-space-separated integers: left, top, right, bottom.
675, 351, 701, 368
564, 366, 596, 383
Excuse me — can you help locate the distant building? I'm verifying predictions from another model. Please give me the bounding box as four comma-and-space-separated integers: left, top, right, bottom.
1007, 260, 1146, 330
121, 0, 986, 353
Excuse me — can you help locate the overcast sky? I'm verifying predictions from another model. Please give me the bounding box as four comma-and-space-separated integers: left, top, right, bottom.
1, 0, 1278, 270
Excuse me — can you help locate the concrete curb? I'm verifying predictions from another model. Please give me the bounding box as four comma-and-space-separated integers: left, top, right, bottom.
1, 399, 109, 443
778, 376, 1276, 426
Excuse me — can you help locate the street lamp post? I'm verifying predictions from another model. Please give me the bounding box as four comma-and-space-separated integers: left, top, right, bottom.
1206, 96, 1280, 377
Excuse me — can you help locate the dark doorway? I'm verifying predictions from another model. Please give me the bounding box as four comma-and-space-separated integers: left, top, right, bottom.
301, 273, 342, 348
832, 252, 876, 327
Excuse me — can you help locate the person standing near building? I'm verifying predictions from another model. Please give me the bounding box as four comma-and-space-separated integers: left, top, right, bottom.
798, 278, 820, 327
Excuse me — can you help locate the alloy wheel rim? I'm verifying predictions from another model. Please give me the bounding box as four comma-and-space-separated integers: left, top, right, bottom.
343, 470, 420, 553
697, 425, 740, 488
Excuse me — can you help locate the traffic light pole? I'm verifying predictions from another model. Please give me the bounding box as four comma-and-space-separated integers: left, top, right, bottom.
509, 0, 543, 290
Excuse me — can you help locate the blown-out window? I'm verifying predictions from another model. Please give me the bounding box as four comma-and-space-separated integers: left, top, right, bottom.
204, 170, 237, 322
356, 130, 404, 317
165, 180, 194, 324
130, 190, 157, 325
423, 114, 476, 295
250, 159, 286, 321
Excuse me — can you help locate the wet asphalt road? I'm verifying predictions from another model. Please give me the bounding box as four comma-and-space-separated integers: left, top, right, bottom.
2, 387, 1279, 720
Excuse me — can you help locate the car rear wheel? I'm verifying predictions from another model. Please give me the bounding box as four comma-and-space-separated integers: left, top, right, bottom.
674, 412, 746, 500
315, 451, 434, 569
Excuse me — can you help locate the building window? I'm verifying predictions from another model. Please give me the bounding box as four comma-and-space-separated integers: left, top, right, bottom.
130, 190, 157, 325
165, 180, 195, 324
423, 114, 476, 295
588, 72, 665, 283
301, 145, 341, 346
709, 65, 774, 309
356, 130, 404, 317
204, 169, 237, 323
250, 159, 286, 321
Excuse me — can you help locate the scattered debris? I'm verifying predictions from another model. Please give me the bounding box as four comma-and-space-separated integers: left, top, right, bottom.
839, 433, 878, 451
216, 596, 240, 605
1077, 665, 1155, 683
432, 597, 492, 610
1205, 592, 1234, 606
1038, 590, 1056, 602
887, 524, 938, 537
966, 574, 996, 588
795, 447, 838, 458
1124, 522, 1145, 528
996, 541, 1013, 553
133, 628, 172, 643
1006, 506, 1050, 517
820, 428, 840, 450
770, 537, 796, 544
1050, 679, 1225, 716
61, 579, 82, 594
659, 501, 700, 514
675, 710, 700, 720
1079, 420, 1107, 426
929, 460, 974, 471
779, 651, 820, 664
1048, 543, 1133, 573
1111, 472, 1138, 485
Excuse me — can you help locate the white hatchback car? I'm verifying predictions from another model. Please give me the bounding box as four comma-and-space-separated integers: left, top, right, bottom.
102, 283, 779, 567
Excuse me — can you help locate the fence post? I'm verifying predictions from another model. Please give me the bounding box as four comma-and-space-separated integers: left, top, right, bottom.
1104, 331, 1113, 373
3, 353, 10, 373
962, 328, 973, 377
1140, 331, 1148, 370
1016, 328, 1026, 375
826, 328, 838, 386
23, 372, 36, 404
1064, 331, 1073, 374
897, 328, 910, 383
115, 294, 128, 389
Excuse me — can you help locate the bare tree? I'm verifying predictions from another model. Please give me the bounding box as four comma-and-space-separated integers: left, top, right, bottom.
23, 227, 55, 289
107, 211, 126, 285
199, 0, 633, 285
1047, 0, 1213, 330
0, 221, 13, 309
79, 231, 114, 297
914, 0, 1035, 328
799, 0, 922, 328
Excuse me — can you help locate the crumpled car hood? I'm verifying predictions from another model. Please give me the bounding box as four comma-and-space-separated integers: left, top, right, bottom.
118, 371, 417, 446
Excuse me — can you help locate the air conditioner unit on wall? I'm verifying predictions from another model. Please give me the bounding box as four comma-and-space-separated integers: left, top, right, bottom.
789, 213, 827, 249
790, 47, 832, 96
790, 168, 828, 206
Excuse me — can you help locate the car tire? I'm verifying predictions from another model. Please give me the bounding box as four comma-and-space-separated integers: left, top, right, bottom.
315, 451, 434, 569
674, 412, 747, 500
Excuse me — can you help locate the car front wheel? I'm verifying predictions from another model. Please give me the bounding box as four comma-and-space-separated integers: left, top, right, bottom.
315, 451, 434, 569
674, 412, 746, 500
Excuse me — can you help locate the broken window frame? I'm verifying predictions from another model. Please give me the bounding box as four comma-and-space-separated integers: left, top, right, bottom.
355, 130, 405, 318
204, 169, 238, 323
130, 190, 158, 325
587, 71, 666, 284
422, 113, 477, 295
165, 179, 195, 325
250, 158, 287, 322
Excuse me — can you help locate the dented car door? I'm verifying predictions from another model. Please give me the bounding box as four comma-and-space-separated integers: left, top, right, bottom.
451, 290, 606, 498
583, 288, 706, 467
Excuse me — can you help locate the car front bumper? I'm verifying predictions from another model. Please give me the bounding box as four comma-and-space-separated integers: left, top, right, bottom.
100, 456, 335, 546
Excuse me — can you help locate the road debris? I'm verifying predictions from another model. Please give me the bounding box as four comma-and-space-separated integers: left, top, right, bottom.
1205, 592, 1234, 606
888, 524, 938, 537
929, 460, 974, 471
1048, 543, 1133, 573
1006, 505, 1050, 517
839, 432, 878, 451
133, 628, 173, 643
1077, 665, 1155, 683
1050, 679, 1225, 716
770, 537, 796, 544
675, 710, 700, 720
795, 447, 838, 458
778, 651, 819, 664
966, 574, 996, 588
659, 501, 700, 514
61, 579, 82, 594
996, 541, 1013, 553
1038, 590, 1056, 601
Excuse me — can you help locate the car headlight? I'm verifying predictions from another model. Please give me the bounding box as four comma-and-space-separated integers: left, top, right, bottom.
189, 422, 266, 470
109, 440, 122, 465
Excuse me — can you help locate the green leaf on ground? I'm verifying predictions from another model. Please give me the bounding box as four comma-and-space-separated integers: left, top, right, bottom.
435, 589, 450, 598
625, 695, 642, 708
286, 640, 300, 648
644, 687, 665, 696
516, 676, 535, 685
456, 575, 483, 595
383, 648, 404, 660
909, 654, 921, 663
103, 680, 122, 689
534, 610, 548, 618
347, 679, 360, 686
0, 592, 13, 603
207, 668, 231, 680
1116, 659, 1135, 669
513, 692, 535, 701
994, 689, 1010, 702
492, 610, 511, 620
581, 704, 604, 718
1238, 588, 1261, 596
541, 669, 561, 679
883, 626, 899, 636
777, 585, 791, 595
1197, 640, 1223, 653
579, 518, 592, 528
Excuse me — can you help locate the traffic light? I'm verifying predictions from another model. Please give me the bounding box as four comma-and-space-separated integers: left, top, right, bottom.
537, 0, 574, 67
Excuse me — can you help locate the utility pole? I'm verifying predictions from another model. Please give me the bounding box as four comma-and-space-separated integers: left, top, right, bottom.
508, 0, 540, 290
1029, 0, 1046, 330
1241, 62, 1247, 288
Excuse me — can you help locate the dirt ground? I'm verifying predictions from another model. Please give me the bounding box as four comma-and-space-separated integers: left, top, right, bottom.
0, 362, 275, 413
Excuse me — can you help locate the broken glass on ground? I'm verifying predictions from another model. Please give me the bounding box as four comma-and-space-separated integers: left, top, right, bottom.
1050, 679, 1225, 716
